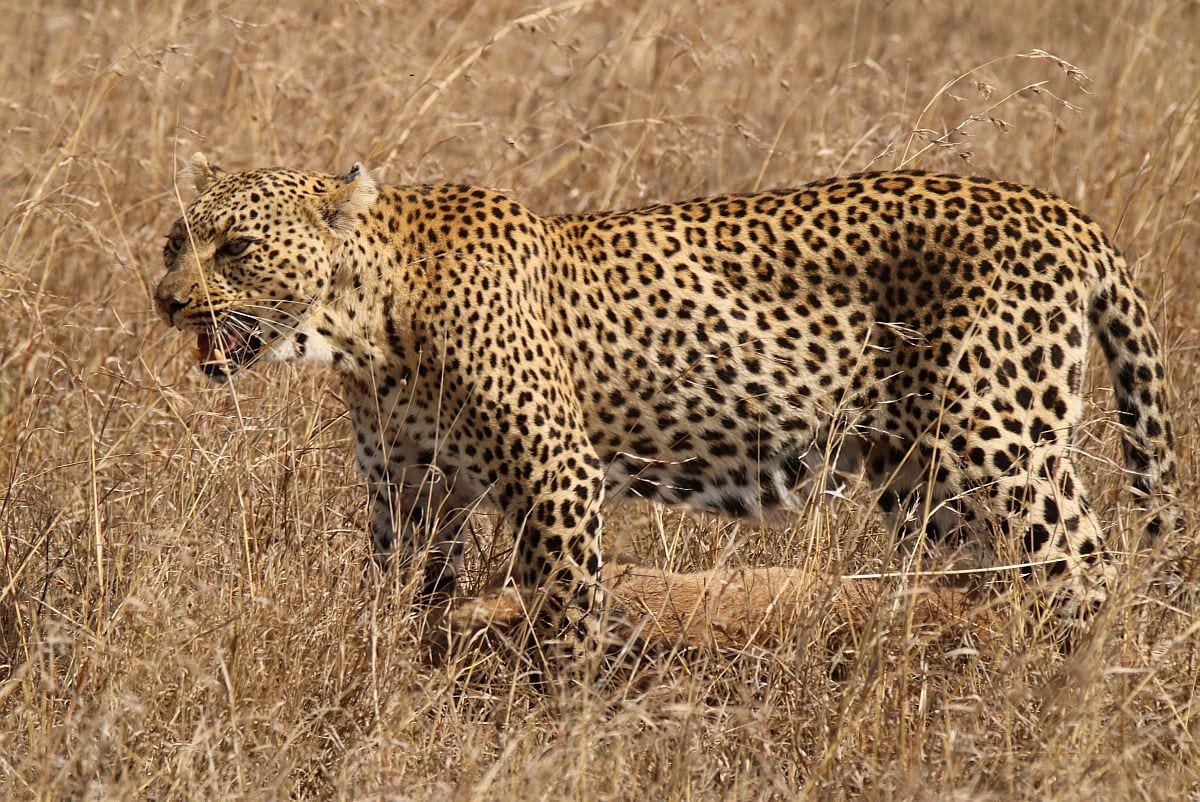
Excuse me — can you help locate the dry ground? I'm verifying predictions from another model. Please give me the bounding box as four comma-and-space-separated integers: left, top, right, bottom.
2, 1, 1199, 799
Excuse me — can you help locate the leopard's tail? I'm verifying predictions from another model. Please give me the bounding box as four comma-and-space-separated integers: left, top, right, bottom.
1089, 247, 1180, 540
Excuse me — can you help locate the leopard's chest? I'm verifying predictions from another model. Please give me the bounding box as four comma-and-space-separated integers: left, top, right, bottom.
347, 383, 492, 501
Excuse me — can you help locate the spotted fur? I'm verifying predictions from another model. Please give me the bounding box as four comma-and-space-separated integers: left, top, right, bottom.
156, 153, 1178, 637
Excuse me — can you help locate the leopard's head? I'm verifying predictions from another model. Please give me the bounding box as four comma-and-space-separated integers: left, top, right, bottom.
155, 153, 377, 379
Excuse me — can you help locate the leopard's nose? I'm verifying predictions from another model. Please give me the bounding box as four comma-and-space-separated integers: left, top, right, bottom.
154, 284, 189, 324
162, 298, 186, 319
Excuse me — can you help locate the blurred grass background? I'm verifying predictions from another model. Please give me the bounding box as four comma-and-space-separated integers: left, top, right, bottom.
1, 1, 1198, 798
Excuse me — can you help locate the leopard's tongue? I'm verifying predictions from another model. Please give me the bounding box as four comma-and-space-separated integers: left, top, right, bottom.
196, 329, 245, 363
196, 331, 215, 362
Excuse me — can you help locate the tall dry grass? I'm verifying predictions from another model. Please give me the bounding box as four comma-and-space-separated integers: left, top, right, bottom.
1, 0, 1198, 798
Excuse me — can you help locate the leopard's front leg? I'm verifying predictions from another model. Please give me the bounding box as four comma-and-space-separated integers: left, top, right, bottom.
512, 460, 605, 620
481, 425, 609, 654
366, 462, 475, 601
350, 388, 472, 602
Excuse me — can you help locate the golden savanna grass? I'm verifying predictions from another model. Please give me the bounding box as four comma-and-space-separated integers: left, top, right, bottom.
2, 0, 1199, 798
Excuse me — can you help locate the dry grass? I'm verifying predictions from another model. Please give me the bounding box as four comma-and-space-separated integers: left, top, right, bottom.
2, 0, 1199, 798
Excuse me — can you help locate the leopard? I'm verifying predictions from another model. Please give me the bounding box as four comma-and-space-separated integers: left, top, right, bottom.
155, 152, 1179, 645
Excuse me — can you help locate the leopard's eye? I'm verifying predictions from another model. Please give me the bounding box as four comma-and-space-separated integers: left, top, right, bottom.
216, 238, 256, 259
164, 233, 185, 256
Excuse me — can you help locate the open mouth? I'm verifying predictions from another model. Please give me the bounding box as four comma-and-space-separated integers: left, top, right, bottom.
196, 319, 265, 379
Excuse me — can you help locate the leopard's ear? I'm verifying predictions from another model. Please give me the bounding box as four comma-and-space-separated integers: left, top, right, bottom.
182, 152, 224, 194
315, 163, 378, 236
